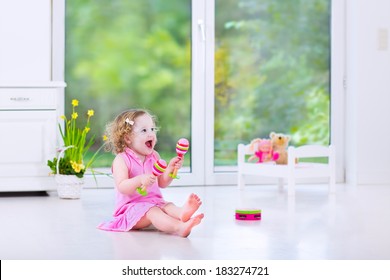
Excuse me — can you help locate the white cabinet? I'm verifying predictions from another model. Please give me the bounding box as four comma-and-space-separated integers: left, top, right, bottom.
0, 110, 56, 177
0, 85, 65, 191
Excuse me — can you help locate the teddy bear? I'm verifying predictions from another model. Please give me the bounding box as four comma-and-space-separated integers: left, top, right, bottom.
269, 131, 291, 165
248, 138, 279, 163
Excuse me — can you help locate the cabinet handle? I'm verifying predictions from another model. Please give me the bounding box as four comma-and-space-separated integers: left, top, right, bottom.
10, 97, 31, 102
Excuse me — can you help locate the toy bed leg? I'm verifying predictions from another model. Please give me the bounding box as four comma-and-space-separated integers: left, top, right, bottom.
278, 178, 284, 191
288, 177, 295, 196
329, 177, 336, 195
238, 174, 245, 189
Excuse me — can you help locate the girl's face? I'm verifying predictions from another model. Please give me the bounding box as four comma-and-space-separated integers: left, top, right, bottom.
126, 114, 157, 160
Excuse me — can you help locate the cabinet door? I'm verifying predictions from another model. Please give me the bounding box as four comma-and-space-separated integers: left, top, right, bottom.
0, 111, 56, 177
0, 0, 51, 82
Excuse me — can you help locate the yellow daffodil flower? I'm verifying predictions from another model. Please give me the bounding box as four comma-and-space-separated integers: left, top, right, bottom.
70, 161, 85, 173
48, 99, 105, 179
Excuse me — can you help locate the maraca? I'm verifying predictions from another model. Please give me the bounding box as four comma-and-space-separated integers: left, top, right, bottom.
137, 159, 167, 196
169, 138, 189, 179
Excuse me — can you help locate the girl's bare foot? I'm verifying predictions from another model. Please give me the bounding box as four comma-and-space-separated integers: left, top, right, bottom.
181, 193, 202, 222
178, 213, 204, 237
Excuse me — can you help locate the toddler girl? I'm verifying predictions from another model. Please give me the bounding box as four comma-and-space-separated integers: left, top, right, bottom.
98, 109, 203, 237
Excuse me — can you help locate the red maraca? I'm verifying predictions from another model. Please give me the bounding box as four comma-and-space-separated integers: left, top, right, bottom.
170, 138, 189, 179
137, 159, 167, 196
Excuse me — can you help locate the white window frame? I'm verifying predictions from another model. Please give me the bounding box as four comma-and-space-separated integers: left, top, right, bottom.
170, 0, 206, 186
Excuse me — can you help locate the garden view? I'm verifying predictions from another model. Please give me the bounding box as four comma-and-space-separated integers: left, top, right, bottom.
65, 0, 330, 169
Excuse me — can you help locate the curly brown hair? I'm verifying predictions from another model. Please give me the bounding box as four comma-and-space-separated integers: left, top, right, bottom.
104, 109, 157, 154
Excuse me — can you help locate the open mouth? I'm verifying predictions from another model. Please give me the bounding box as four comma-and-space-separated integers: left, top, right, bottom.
145, 140, 153, 148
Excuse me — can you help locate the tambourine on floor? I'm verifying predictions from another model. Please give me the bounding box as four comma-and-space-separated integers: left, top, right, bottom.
235, 208, 262, 220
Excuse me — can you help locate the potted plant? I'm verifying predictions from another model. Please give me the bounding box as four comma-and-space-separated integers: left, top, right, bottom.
47, 99, 106, 199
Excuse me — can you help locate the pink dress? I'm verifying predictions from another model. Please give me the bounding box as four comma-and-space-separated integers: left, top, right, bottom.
97, 148, 167, 232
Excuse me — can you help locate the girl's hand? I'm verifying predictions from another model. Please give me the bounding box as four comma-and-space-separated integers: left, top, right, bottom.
168, 156, 183, 171
140, 174, 156, 188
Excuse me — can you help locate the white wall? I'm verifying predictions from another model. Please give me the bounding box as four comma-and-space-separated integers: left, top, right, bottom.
0, 0, 52, 82
346, 0, 390, 184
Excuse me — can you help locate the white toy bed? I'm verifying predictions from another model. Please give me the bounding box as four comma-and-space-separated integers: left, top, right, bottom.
237, 144, 336, 196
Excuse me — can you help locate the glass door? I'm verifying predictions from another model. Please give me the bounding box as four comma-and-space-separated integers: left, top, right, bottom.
65, 0, 205, 186
205, 0, 342, 185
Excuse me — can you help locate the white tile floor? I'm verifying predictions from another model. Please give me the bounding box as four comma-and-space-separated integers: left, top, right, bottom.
1, 183, 390, 260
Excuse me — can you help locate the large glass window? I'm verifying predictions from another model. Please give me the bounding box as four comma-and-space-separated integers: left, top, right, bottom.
214, 0, 330, 168
65, 0, 192, 170
65, 0, 335, 185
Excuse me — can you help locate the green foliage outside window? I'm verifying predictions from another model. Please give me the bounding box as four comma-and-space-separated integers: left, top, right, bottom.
66, 0, 330, 168
214, 0, 330, 165
66, 0, 191, 167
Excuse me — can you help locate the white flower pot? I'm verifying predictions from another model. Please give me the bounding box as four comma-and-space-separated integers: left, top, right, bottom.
55, 174, 84, 199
